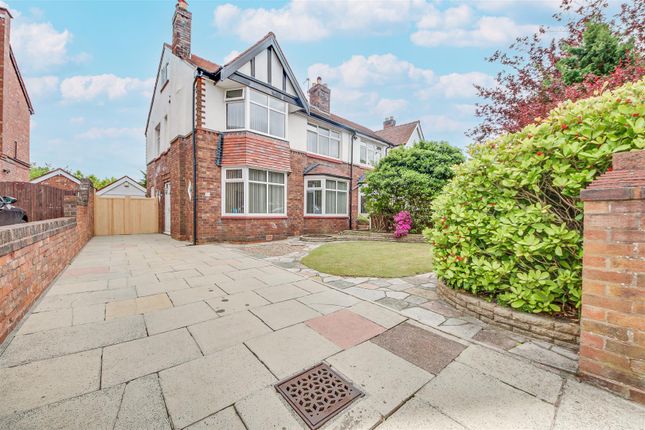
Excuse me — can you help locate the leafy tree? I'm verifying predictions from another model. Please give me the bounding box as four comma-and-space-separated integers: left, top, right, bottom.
29, 163, 52, 180
28, 163, 117, 189
139, 170, 147, 188
557, 21, 635, 85
363, 141, 464, 233
469, 0, 644, 143
428, 79, 644, 315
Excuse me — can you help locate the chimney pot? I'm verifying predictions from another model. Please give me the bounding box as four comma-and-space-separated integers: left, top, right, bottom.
383, 116, 396, 129
308, 77, 331, 113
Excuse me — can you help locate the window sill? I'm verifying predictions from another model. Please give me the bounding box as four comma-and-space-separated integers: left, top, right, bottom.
221, 215, 288, 220
304, 215, 349, 219
306, 152, 344, 164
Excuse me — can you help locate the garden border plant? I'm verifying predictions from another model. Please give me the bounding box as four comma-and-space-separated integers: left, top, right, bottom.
426, 79, 644, 316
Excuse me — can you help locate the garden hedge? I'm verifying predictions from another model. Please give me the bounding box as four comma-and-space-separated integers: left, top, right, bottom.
426, 79, 644, 315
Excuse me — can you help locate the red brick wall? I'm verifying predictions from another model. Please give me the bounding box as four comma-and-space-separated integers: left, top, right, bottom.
38, 174, 80, 192
0, 180, 94, 342
0, 10, 30, 183
579, 150, 645, 404
147, 129, 369, 243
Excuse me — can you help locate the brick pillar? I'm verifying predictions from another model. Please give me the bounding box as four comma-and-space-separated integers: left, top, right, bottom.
579, 150, 645, 404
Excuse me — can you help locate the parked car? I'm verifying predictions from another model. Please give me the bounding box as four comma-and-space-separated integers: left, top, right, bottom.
0, 196, 28, 226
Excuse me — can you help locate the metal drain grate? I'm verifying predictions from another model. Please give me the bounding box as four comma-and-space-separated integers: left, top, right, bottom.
275, 363, 363, 429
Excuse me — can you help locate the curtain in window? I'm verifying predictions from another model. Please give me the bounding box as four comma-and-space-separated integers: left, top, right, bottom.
269, 110, 285, 138
307, 129, 317, 153
249, 182, 267, 213
250, 104, 268, 133
225, 182, 244, 214
268, 185, 284, 213
307, 189, 322, 214
226, 102, 244, 129
360, 145, 367, 164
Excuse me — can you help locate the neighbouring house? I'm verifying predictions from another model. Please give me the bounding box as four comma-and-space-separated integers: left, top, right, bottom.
146, 0, 424, 242
0, 7, 33, 182
30, 168, 81, 191
96, 176, 146, 197
375, 118, 424, 148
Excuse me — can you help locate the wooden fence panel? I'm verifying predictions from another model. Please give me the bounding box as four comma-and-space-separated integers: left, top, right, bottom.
94, 196, 158, 236
0, 182, 75, 222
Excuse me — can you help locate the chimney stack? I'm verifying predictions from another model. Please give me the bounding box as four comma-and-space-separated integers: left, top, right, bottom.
308, 76, 331, 114
172, 0, 191, 60
383, 116, 396, 129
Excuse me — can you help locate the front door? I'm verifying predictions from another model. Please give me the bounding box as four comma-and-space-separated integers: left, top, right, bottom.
163, 182, 171, 235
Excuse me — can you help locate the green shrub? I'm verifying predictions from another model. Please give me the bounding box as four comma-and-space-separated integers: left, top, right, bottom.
363, 141, 464, 233
426, 79, 644, 315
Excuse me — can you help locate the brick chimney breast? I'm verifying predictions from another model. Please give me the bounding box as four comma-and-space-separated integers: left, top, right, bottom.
308, 76, 331, 113
383, 116, 396, 129
172, 0, 191, 60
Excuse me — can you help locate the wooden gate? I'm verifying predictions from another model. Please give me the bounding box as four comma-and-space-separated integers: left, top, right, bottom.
94, 196, 159, 236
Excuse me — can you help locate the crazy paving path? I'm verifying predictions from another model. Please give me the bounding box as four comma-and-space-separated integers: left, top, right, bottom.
0, 234, 642, 430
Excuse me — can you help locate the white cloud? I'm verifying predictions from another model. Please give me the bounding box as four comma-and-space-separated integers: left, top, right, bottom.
69, 116, 85, 125
24, 75, 59, 98
412, 16, 538, 47
223, 50, 240, 64
213, 0, 418, 43
60, 75, 154, 101
373, 98, 408, 117
12, 22, 71, 70
473, 0, 561, 12
308, 54, 433, 89
76, 127, 143, 140
417, 5, 473, 29
421, 114, 469, 133
431, 72, 496, 98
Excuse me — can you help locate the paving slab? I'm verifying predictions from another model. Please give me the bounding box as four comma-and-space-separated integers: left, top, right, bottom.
0, 349, 101, 417
103, 326, 200, 383
472, 328, 521, 350
401, 306, 445, 327
326, 342, 433, 416
348, 301, 406, 329
167, 285, 226, 306
16, 308, 72, 335
106, 293, 173, 319
323, 401, 382, 430
371, 322, 466, 375
439, 321, 482, 339
216, 277, 268, 294
246, 324, 341, 378
159, 344, 276, 429
35, 287, 137, 312
298, 290, 360, 314
145, 301, 217, 335
255, 283, 309, 303
0, 383, 124, 430
235, 387, 305, 429
292, 279, 328, 294
510, 342, 578, 373
345, 286, 387, 301
553, 378, 645, 430
256, 271, 305, 286
135, 279, 190, 298
72, 303, 105, 325
114, 374, 171, 430
421, 299, 462, 317
377, 397, 466, 430
456, 345, 563, 403
185, 273, 233, 287
417, 361, 555, 430
47, 279, 109, 296
185, 406, 247, 430
306, 309, 386, 349
251, 300, 320, 330
205, 291, 270, 315
0, 315, 146, 367
375, 297, 409, 311
189, 311, 272, 355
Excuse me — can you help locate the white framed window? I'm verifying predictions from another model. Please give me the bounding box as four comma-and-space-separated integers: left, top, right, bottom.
305, 176, 349, 216
155, 123, 161, 156
222, 167, 286, 216
160, 62, 169, 87
359, 186, 368, 215
307, 124, 341, 158
359, 140, 384, 167
226, 88, 245, 130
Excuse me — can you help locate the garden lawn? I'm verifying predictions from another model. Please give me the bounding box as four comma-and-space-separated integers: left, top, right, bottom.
301, 241, 433, 278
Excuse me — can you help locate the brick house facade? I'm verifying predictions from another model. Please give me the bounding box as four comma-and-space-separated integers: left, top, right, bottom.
146, 1, 422, 243
0, 7, 33, 182
30, 168, 81, 192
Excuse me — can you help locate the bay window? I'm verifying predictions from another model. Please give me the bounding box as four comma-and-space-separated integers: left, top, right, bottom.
226, 88, 287, 139
307, 124, 340, 158
223, 168, 286, 216
305, 177, 349, 216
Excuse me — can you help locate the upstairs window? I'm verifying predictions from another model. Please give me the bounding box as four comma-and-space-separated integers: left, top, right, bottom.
155, 123, 161, 156
226, 89, 245, 130
305, 177, 348, 216
359, 140, 384, 167
307, 124, 340, 158
225, 88, 287, 139
160, 62, 169, 87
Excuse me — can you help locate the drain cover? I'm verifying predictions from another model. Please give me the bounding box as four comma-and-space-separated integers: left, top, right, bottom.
275, 363, 363, 429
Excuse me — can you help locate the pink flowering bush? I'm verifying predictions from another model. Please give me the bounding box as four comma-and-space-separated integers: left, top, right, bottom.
393, 211, 412, 238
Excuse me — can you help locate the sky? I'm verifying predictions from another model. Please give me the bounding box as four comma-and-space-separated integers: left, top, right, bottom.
2, 0, 567, 180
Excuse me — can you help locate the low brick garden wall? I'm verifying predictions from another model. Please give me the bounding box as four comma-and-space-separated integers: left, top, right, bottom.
0, 180, 94, 342
437, 282, 580, 347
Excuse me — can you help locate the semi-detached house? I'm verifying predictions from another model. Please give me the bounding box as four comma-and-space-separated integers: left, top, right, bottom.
146, 0, 424, 243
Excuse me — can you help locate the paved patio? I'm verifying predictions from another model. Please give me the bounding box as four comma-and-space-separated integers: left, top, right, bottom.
0, 234, 642, 429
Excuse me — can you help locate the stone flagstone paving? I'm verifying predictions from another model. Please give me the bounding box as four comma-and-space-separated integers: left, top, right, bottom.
0, 234, 642, 430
